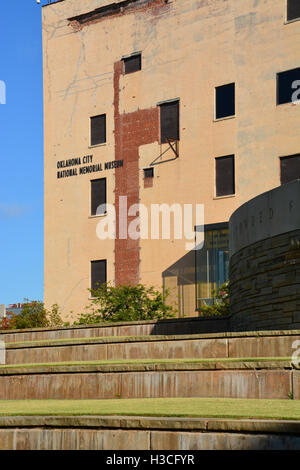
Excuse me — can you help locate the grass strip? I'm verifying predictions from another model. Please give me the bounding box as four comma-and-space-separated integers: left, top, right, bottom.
0, 398, 299, 420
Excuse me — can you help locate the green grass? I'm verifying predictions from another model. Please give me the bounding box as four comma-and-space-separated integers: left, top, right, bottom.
0, 398, 299, 420
0, 357, 291, 369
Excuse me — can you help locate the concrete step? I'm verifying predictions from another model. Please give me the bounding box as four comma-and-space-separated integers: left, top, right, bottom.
0, 359, 298, 400
0, 316, 230, 343
3, 330, 300, 365
1, 413, 300, 450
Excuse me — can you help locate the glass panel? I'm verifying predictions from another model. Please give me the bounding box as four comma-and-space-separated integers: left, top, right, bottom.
195, 227, 229, 310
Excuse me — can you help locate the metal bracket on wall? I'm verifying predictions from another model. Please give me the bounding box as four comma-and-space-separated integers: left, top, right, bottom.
150, 139, 179, 167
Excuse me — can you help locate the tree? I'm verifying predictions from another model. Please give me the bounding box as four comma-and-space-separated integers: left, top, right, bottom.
75, 283, 176, 325
15, 300, 49, 329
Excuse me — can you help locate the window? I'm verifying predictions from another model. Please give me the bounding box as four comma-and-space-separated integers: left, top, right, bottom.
91, 178, 106, 216
195, 223, 229, 310
91, 260, 107, 291
287, 0, 300, 21
215, 83, 235, 119
123, 53, 142, 74
90, 114, 106, 146
159, 100, 180, 144
215, 155, 235, 197
277, 67, 300, 105
143, 167, 154, 178
280, 154, 300, 185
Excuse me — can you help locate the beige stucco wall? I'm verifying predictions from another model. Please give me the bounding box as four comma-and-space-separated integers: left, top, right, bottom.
43, 0, 300, 320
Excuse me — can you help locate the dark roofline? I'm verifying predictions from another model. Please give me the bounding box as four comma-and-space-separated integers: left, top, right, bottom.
68, 0, 153, 24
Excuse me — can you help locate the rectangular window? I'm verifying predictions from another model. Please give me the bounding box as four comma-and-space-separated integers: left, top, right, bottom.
159, 100, 180, 144
215, 83, 235, 119
280, 154, 300, 185
123, 53, 142, 74
144, 167, 154, 178
277, 67, 300, 105
215, 155, 235, 197
91, 178, 106, 216
287, 0, 300, 21
91, 260, 107, 291
195, 223, 229, 310
90, 114, 106, 146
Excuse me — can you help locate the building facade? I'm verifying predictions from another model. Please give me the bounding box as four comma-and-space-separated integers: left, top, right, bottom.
43, 0, 300, 321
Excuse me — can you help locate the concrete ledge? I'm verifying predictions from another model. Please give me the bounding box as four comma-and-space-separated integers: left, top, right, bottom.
0, 415, 300, 434
3, 330, 300, 366
0, 363, 297, 400
0, 416, 300, 450
0, 316, 231, 343
0, 359, 293, 375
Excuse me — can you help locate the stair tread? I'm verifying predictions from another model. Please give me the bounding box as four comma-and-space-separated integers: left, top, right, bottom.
0, 357, 293, 374
0, 398, 299, 423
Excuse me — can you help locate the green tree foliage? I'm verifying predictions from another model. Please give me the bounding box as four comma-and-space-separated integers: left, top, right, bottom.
0, 301, 65, 330
75, 283, 176, 325
14, 300, 49, 329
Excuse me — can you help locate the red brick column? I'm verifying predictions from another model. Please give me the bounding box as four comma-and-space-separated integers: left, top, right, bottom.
114, 61, 159, 285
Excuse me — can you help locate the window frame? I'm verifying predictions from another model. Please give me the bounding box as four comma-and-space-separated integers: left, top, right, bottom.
280, 153, 300, 185
143, 167, 154, 179
194, 222, 229, 312
215, 154, 236, 198
214, 82, 236, 121
122, 52, 142, 75
90, 177, 107, 217
158, 99, 180, 145
277, 67, 300, 106
90, 114, 106, 147
286, 0, 300, 23
91, 259, 107, 292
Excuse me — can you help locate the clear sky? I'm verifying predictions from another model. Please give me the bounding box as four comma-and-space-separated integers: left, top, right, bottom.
0, 1, 48, 306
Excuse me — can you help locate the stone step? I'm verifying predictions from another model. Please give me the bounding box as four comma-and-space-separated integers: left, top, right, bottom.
0, 359, 298, 400
1, 413, 300, 450
3, 330, 300, 365
0, 316, 230, 343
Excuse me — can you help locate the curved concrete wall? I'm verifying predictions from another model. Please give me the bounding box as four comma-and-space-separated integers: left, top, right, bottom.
230, 180, 300, 257
229, 181, 300, 331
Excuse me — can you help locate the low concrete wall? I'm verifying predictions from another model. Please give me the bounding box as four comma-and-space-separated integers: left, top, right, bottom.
0, 416, 299, 450
0, 361, 297, 400
3, 331, 300, 365
0, 316, 230, 344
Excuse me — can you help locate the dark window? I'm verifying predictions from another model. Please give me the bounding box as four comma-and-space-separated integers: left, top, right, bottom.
280, 154, 300, 185
144, 168, 154, 178
277, 67, 300, 105
216, 155, 235, 197
91, 260, 107, 291
91, 114, 106, 146
91, 178, 106, 216
159, 100, 180, 144
123, 53, 142, 74
287, 0, 300, 21
215, 83, 235, 119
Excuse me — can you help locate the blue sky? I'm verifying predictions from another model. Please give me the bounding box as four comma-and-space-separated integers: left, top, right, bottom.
0, 1, 48, 305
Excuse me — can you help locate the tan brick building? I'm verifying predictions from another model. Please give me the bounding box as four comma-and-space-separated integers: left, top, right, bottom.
43, 0, 300, 321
